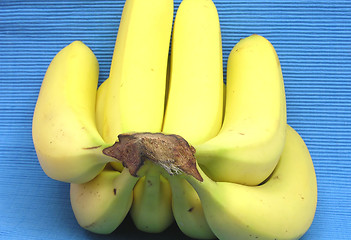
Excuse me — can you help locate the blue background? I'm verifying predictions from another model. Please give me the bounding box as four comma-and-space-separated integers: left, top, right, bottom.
0, 0, 350, 239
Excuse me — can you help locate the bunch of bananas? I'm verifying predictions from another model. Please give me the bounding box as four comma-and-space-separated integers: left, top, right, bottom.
32, 0, 317, 239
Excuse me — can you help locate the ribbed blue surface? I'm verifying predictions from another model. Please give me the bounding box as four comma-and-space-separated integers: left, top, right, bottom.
1, 0, 350, 239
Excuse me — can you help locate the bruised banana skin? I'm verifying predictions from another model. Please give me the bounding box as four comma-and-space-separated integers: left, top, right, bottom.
185, 125, 317, 240
70, 165, 139, 234
196, 34, 287, 185
98, 0, 175, 233
162, 0, 223, 146
32, 41, 115, 183
161, 0, 222, 238
130, 162, 173, 233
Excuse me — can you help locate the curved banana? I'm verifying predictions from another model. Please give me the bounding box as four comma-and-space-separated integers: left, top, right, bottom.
160, 0, 222, 237
32, 41, 115, 183
162, 0, 223, 146
185, 125, 317, 240
70, 165, 139, 234
130, 162, 173, 233
102, 0, 173, 143
167, 176, 216, 239
195, 34, 287, 185
98, 0, 174, 233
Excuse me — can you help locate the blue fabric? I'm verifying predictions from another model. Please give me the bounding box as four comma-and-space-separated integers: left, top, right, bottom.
1, 0, 350, 239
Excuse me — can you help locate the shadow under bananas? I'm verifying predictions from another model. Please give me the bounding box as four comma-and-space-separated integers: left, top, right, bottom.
81, 213, 196, 240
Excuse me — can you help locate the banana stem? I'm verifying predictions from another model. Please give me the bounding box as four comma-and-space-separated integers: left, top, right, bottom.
116, 167, 140, 187
183, 163, 216, 193
102, 132, 202, 181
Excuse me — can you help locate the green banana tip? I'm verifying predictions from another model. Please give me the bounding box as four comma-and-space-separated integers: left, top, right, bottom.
102, 132, 203, 182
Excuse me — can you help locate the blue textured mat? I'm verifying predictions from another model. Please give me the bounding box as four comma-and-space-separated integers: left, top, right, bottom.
1, 0, 350, 239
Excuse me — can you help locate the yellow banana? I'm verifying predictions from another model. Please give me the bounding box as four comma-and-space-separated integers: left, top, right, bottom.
162, 0, 223, 146
70, 164, 138, 234
196, 34, 287, 185
32, 41, 115, 183
160, 0, 223, 237
97, 0, 175, 233
102, 0, 173, 143
167, 176, 216, 239
183, 125, 317, 240
130, 162, 173, 233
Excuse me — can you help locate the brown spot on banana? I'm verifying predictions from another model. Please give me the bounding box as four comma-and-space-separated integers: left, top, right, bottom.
82, 145, 102, 150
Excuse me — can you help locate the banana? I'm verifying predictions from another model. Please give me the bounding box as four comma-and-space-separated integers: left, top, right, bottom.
162, 0, 223, 146
166, 176, 216, 239
195, 34, 287, 185
32, 41, 115, 183
130, 162, 173, 233
102, 0, 173, 143
160, 0, 223, 237
70, 164, 139, 234
182, 125, 317, 240
97, 0, 174, 233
